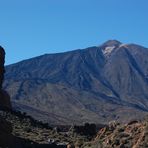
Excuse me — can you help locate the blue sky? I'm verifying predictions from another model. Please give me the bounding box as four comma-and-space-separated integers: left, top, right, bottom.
0, 0, 148, 65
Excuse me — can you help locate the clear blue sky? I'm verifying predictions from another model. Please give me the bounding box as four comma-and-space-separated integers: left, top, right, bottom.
0, 0, 148, 65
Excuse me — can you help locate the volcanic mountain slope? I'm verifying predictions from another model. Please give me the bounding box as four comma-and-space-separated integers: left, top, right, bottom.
4, 40, 148, 124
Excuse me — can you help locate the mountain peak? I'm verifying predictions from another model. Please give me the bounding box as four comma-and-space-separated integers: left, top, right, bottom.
102, 40, 122, 47
101, 40, 122, 57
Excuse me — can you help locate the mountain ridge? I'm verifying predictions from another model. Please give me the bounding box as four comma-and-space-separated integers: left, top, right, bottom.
3, 40, 148, 124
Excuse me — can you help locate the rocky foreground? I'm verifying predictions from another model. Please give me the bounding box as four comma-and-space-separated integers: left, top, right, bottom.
0, 108, 97, 148
83, 118, 148, 148
1, 108, 148, 148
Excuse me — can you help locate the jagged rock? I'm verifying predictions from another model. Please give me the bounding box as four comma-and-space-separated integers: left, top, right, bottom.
0, 46, 13, 148
0, 46, 11, 109
89, 119, 148, 148
0, 46, 5, 88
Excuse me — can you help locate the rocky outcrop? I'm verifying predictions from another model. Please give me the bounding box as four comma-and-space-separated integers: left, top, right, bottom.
0, 46, 14, 147
0, 46, 5, 88
0, 46, 13, 148
0, 46, 11, 109
86, 119, 148, 148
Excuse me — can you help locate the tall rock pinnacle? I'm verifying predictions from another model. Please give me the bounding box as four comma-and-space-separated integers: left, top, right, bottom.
0, 46, 11, 109
0, 46, 5, 88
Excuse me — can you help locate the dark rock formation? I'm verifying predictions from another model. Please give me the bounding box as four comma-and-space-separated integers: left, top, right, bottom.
0, 46, 11, 109
0, 46, 13, 148
0, 89, 11, 109
0, 117, 14, 148
70, 123, 97, 136
0, 46, 5, 88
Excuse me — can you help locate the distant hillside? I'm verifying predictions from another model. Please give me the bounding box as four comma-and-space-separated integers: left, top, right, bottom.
4, 40, 148, 124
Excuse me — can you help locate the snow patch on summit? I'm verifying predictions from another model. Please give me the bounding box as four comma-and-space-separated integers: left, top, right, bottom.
103, 46, 115, 56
